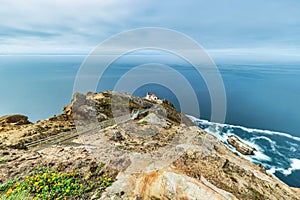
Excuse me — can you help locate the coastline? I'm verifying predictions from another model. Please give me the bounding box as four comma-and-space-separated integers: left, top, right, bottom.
188, 115, 300, 188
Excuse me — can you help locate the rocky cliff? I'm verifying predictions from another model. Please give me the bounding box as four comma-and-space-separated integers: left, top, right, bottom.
0, 91, 299, 199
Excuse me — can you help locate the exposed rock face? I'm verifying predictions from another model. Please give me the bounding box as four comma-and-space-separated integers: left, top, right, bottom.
0, 114, 74, 148
101, 170, 238, 200
98, 124, 300, 199
0, 114, 31, 125
0, 91, 300, 200
227, 135, 256, 155
138, 113, 170, 128
63, 92, 97, 122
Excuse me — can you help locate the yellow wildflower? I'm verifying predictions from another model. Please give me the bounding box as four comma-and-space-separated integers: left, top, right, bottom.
4, 188, 13, 197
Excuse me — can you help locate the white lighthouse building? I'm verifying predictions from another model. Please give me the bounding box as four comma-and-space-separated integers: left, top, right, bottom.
145, 92, 158, 101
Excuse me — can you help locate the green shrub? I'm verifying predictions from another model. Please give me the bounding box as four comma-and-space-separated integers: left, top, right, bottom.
0, 164, 113, 200
0, 180, 14, 192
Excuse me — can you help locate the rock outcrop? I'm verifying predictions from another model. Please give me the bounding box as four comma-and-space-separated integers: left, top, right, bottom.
227, 135, 256, 155
101, 169, 238, 200
0, 113, 74, 149
0, 114, 31, 125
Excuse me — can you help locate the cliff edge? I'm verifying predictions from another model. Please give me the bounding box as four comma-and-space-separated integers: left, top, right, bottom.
0, 91, 299, 199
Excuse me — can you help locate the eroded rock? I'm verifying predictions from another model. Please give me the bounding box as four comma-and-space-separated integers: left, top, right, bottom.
0, 114, 31, 125
227, 135, 256, 155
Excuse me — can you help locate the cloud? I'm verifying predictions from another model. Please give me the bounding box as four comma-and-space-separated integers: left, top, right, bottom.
0, 0, 144, 53
1, 0, 300, 57
0, 25, 60, 38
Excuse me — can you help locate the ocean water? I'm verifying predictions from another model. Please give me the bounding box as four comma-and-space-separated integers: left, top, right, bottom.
188, 116, 300, 188
0, 55, 300, 187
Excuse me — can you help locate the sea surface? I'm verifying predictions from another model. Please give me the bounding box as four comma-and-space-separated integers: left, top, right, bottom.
0, 54, 300, 187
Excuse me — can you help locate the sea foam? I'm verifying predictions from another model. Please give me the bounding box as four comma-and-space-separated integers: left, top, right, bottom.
266, 159, 300, 176
187, 115, 300, 176
187, 115, 300, 142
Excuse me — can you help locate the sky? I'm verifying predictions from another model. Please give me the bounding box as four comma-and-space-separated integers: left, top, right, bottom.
1, 0, 300, 61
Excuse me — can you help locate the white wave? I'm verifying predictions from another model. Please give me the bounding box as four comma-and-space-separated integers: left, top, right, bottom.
286, 141, 299, 147
202, 127, 227, 143
187, 115, 273, 162
228, 124, 300, 142
187, 115, 300, 142
251, 136, 277, 152
290, 146, 297, 152
266, 167, 276, 174
282, 169, 293, 175
227, 134, 260, 151
233, 135, 272, 162
284, 141, 298, 153
266, 166, 290, 175
251, 136, 275, 146
265, 158, 300, 176
187, 116, 228, 142
187, 115, 300, 174
291, 158, 300, 169
252, 150, 272, 162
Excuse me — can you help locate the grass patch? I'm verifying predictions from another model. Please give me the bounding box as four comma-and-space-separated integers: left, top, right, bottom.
0, 158, 7, 163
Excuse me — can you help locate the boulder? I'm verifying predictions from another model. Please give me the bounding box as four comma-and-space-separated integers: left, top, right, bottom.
63, 92, 97, 122
138, 113, 170, 128
0, 114, 31, 125
227, 135, 256, 155
107, 129, 124, 141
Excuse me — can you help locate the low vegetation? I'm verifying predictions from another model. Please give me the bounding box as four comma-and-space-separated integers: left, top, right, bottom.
0, 158, 7, 163
0, 163, 114, 200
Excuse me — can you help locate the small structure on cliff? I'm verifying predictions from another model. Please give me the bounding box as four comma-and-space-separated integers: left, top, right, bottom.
145, 92, 158, 101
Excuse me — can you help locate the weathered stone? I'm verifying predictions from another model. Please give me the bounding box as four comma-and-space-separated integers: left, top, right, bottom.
108, 129, 124, 141
101, 170, 238, 200
0, 114, 31, 125
138, 113, 169, 128
227, 135, 256, 155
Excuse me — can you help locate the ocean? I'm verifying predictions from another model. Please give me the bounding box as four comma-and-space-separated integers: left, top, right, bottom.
0, 55, 300, 187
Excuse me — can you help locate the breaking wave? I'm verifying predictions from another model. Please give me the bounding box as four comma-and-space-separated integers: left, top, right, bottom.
187, 115, 300, 187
